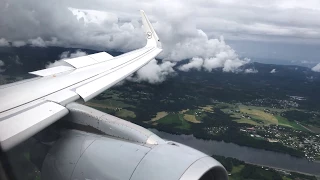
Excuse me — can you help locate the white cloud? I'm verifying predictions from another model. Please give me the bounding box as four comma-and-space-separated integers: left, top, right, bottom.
178, 57, 203, 71
201, 49, 250, 73
12, 40, 26, 47
60, 50, 87, 59
46, 50, 88, 68
0, 38, 10, 47
27, 37, 62, 47
2, 0, 319, 82
223, 58, 250, 72
0, 60, 4, 66
244, 68, 258, 73
128, 59, 176, 84
28, 37, 47, 47
162, 33, 249, 72
311, 64, 320, 72
180, 55, 249, 73
18, 5, 250, 79
68, 7, 118, 25
270, 69, 277, 73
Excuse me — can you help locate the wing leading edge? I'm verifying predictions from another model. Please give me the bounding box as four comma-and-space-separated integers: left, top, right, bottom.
0, 10, 162, 151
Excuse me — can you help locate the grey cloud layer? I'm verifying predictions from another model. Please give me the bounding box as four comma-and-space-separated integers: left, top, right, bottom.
1, 0, 320, 80
2, 0, 320, 46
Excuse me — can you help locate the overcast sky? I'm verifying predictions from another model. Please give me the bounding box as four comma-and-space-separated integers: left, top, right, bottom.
1, 0, 320, 67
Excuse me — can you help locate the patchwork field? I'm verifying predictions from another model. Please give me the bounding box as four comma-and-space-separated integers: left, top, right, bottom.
276, 115, 306, 130
220, 104, 309, 130
184, 114, 201, 123
86, 95, 314, 132
148, 107, 209, 129
151, 111, 168, 121
239, 106, 278, 125
233, 118, 260, 126
199, 105, 214, 112
179, 109, 189, 113
156, 113, 191, 130
115, 109, 136, 118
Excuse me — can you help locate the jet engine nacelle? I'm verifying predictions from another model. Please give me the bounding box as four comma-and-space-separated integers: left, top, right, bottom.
41, 103, 228, 180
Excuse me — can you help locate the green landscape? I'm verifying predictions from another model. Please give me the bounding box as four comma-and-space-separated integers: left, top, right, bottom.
82, 83, 319, 162
213, 155, 317, 180
2, 50, 320, 179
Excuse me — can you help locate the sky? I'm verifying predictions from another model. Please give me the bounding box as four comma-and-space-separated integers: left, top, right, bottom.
0, 0, 320, 81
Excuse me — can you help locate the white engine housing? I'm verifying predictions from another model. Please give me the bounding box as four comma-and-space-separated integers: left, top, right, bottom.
41, 103, 228, 180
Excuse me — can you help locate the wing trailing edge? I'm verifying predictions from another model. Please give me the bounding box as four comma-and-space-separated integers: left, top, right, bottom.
29, 66, 75, 77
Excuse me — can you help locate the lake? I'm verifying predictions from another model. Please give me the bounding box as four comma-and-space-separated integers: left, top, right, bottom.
151, 129, 320, 176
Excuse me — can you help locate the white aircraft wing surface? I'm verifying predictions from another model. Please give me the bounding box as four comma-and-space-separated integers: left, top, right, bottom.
0, 10, 162, 151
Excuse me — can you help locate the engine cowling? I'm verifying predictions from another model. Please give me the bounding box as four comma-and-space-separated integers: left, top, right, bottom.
42, 130, 227, 180
40, 103, 228, 180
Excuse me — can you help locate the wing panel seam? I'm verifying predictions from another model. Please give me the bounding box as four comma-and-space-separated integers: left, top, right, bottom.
0, 48, 155, 114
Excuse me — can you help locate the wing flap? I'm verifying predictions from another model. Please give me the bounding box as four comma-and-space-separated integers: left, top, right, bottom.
89, 52, 114, 62
64, 52, 114, 68
64, 56, 98, 68
0, 102, 68, 151
29, 66, 75, 76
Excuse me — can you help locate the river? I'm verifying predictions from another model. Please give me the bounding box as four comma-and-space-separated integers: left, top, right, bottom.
151, 129, 320, 176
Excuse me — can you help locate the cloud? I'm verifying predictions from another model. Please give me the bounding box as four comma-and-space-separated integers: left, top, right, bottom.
128, 59, 176, 84
12, 40, 27, 47
68, 7, 118, 25
167, 34, 249, 72
178, 57, 203, 72
311, 64, 320, 72
46, 50, 88, 68
244, 68, 258, 73
0, 38, 10, 47
0, 60, 5, 73
13, 56, 23, 65
0, 2, 250, 79
59, 50, 87, 59
270, 69, 277, 73
2, 0, 320, 48
1, 1, 319, 47
4, 0, 319, 82
27, 37, 62, 47
203, 56, 250, 73
180, 55, 249, 73
28, 37, 47, 47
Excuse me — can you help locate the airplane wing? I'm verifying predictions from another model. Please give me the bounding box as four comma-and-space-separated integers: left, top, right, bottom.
0, 10, 162, 151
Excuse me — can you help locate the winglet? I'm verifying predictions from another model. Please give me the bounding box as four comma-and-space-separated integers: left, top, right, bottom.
140, 10, 161, 48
